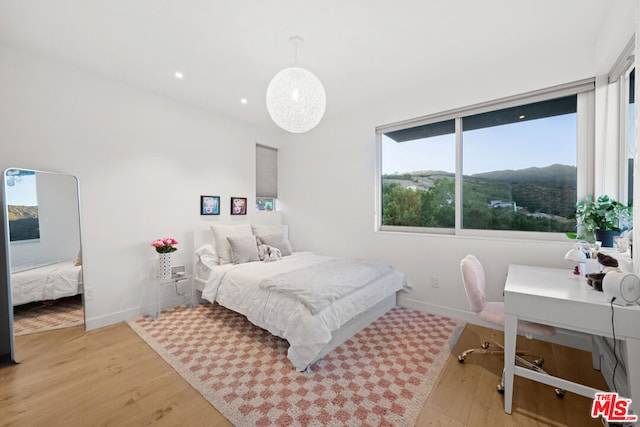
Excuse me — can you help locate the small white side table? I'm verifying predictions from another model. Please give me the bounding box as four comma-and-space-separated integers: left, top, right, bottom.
147, 274, 193, 320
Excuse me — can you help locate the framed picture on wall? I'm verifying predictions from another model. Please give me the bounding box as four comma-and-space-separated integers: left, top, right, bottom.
200, 196, 220, 215
256, 198, 275, 211
231, 197, 247, 215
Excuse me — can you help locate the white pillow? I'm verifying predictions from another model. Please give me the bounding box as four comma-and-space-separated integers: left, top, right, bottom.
227, 236, 260, 264
195, 243, 218, 269
258, 234, 293, 256
210, 223, 253, 265
252, 224, 293, 256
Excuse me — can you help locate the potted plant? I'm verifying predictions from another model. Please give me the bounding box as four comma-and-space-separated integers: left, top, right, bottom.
567, 195, 632, 247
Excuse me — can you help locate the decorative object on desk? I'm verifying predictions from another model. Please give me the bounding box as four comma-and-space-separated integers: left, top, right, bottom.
151, 238, 179, 279
564, 240, 591, 276
586, 252, 622, 291
602, 271, 640, 305
200, 195, 220, 215
586, 273, 606, 291
567, 194, 632, 247
230, 197, 247, 215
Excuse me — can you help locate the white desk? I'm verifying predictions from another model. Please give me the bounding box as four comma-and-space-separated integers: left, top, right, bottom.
503, 264, 640, 415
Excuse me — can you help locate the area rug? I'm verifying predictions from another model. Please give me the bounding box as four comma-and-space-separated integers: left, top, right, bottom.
13, 296, 84, 336
127, 303, 464, 426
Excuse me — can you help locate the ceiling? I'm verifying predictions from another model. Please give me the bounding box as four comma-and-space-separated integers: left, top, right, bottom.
0, 1, 623, 132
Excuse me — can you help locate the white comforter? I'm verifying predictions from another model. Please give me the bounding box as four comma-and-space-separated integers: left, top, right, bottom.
197, 252, 409, 371
11, 261, 83, 306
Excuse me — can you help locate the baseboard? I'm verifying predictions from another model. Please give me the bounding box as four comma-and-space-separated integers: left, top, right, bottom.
86, 306, 142, 331
399, 296, 593, 352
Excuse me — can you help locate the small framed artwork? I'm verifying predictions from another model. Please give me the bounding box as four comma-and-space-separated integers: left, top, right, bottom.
200, 196, 220, 215
231, 197, 247, 215
256, 198, 275, 211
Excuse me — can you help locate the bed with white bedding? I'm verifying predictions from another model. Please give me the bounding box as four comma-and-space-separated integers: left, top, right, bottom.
193, 224, 410, 371
11, 261, 83, 306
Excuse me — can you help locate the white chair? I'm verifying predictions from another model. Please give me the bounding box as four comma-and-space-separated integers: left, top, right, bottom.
459, 255, 565, 397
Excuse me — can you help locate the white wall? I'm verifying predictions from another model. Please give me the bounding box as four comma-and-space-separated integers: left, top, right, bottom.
0, 43, 283, 329
278, 3, 637, 326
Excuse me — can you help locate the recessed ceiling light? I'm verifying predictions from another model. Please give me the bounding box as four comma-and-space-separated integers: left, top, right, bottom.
519, 114, 525, 119
174, 71, 184, 80
241, 98, 248, 104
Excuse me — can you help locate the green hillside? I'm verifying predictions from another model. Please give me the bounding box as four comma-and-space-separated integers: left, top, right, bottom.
382, 164, 576, 232
7, 205, 40, 241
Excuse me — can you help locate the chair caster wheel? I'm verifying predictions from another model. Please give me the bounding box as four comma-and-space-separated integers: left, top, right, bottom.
497, 384, 504, 394
555, 389, 565, 398
481, 342, 490, 349
458, 355, 465, 363
534, 358, 544, 367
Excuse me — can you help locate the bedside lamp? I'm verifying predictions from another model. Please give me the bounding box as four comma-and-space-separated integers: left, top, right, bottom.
564, 241, 590, 276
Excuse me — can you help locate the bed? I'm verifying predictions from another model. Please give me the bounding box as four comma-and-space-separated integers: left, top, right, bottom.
11, 260, 83, 306
193, 223, 411, 371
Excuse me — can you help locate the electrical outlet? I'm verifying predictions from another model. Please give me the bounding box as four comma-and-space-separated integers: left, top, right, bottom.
430, 276, 439, 288
85, 287, 94, 300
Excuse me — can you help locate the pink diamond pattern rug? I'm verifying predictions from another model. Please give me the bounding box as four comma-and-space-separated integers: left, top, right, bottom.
13, 295, 84, 336
127, 303, 464, 427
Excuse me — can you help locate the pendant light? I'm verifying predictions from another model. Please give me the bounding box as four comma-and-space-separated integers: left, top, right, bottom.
266, 36, 326, 133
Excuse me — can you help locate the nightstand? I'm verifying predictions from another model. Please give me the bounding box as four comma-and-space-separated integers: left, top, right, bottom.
146, 273, 193, 320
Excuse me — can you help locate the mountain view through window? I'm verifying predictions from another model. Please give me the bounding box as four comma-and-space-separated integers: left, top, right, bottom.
381, 95, 577, 233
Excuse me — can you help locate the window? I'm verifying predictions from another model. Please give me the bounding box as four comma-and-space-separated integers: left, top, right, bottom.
4, 169, 40, 242
377, 80, 594, 236
381, 120, 455, 228
256, 144, 277, 211
461, 96, 577, 232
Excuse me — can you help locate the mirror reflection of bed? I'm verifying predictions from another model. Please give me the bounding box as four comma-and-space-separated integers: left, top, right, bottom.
3, 169, 85, 361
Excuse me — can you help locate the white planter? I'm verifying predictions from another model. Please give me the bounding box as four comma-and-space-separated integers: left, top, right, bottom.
157, 253, 172, 279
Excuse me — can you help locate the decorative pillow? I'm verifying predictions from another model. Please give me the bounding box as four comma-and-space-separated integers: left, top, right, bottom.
227, 235, 260, 264
252, 224, 287, 239
258, 233, 293, 256
195, 243, 218, 269
209, 223, 253, 265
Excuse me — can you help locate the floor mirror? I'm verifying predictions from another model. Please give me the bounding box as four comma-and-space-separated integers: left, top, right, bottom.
3, 168, 85, 361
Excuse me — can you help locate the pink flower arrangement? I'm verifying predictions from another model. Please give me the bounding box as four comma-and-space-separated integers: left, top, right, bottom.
151, 238, 179, 254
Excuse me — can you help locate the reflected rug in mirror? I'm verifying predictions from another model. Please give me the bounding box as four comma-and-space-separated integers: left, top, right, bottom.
13, 295, 84, 336
127, 303, 464, 426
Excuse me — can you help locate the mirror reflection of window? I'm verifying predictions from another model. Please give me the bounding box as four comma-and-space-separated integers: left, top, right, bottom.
5, 169, 40, 242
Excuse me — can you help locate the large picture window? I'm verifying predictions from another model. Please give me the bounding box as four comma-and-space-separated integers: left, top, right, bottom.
378, 80, 593, 237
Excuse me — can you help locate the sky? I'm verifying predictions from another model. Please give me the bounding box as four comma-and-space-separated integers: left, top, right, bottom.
382, 114, 576, 175
5, 172, 38, 206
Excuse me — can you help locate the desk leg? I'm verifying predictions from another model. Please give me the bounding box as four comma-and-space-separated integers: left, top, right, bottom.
591, 335, 601, 371
625, 337, 640, 416
503, 313, 517, 414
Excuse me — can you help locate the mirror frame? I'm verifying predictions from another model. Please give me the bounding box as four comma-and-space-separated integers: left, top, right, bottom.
2, 168, 85, 361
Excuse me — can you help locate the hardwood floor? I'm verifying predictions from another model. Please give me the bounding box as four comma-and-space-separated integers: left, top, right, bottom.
0, 322, 609, 426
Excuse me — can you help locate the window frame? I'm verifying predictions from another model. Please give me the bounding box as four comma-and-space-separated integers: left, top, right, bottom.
375, 79, 595, 241
255, 143, 278, 212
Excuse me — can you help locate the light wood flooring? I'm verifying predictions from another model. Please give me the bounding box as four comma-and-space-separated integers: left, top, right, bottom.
0, 321, 609, 426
